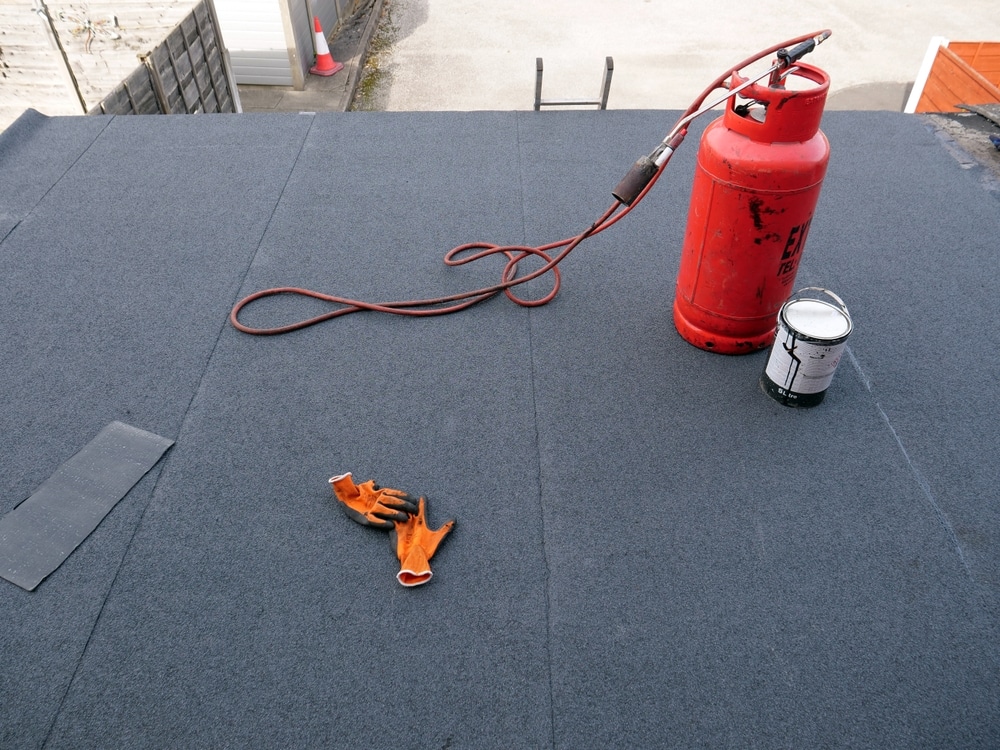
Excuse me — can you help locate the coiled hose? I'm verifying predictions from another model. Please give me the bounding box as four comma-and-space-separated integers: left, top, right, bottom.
230, 30, 830, 335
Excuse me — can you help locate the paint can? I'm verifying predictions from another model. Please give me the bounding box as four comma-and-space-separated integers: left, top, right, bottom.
760, 287, 852, 407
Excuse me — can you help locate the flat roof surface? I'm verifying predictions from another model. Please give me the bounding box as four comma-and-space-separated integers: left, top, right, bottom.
1, 107, 998, 748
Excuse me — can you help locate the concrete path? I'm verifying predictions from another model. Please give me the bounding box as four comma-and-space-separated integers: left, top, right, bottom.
235, 0, 1000, 176
356, 0, 1000, 112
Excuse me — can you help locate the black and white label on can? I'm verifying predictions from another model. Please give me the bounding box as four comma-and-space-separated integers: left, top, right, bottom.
764, 325, 848, 395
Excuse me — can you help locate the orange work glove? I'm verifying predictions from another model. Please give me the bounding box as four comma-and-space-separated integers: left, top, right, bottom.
390, 497, 455, 587
329, 472, 418, 529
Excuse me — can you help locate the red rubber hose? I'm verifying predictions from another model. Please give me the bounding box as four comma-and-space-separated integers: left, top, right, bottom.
230, 30, 829, 336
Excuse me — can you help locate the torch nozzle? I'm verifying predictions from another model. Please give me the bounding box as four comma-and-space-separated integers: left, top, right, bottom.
777, 29, 832, 68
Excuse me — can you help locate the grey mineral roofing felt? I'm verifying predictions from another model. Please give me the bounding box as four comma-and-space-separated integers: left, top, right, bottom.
0, 104, 998, 748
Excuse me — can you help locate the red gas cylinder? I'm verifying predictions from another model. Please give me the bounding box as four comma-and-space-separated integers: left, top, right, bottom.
673, 62, 830, 354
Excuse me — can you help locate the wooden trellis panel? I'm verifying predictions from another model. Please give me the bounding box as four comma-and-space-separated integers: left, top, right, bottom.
93, 64, 160, 115
92, 0, 238, 115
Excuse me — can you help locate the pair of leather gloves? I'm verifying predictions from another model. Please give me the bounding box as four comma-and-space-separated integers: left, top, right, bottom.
329, 472, 455, 587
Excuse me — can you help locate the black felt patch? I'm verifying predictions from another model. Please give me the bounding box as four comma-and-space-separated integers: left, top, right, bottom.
0, 422, 173, 591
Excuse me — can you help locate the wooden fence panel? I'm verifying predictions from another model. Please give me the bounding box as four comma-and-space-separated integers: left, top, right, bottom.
949, 42, 1000, 89
915, 46, 1000, 113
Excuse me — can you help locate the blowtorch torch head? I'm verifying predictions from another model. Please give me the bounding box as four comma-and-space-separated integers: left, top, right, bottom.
777, 29, 832, 67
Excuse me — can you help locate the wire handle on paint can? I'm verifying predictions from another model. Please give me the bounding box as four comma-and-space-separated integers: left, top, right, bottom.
793, 287, 851, 318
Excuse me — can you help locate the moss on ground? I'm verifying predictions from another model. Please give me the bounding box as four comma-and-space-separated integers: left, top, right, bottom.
351, 0, 399, 111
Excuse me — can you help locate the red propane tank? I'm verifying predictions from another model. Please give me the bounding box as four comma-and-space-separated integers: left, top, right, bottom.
673, 61, 830, 354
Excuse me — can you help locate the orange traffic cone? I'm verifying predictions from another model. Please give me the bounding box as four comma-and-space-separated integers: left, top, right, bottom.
309, 16, 343, 77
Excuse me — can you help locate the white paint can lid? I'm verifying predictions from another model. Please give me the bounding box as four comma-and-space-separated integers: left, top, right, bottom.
783, 298, 852, 340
